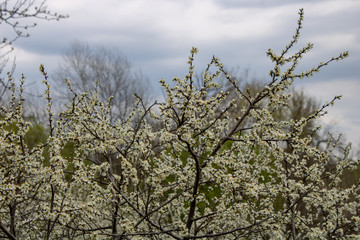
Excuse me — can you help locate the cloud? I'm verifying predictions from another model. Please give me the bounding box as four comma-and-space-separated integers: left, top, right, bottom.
304, 0, 360, 16
297, 78, 360, 144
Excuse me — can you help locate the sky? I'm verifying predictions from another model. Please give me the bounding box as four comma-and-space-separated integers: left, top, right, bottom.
3, 0, 360, 146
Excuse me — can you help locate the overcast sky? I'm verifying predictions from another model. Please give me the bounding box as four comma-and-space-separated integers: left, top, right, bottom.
5, 0, 360, 145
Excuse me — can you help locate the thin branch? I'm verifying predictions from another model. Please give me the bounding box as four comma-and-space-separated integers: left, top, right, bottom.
0, 218, 16, 240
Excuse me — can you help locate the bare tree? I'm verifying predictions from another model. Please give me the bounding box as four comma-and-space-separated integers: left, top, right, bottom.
0, 0, 67, 102
53, 40, 151, 121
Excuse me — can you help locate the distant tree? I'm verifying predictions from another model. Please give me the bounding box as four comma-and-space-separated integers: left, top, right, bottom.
0, 0, 67, 102
196, 70, 329, 145
53, 40, 151, 121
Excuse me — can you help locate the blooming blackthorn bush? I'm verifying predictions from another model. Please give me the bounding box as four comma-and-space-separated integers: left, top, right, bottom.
0, 9, 359, 240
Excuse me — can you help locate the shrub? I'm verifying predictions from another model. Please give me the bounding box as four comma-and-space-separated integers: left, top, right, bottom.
0, 9, 358, 240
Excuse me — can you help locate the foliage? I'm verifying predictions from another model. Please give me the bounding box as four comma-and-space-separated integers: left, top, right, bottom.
0, 9, 359, 239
